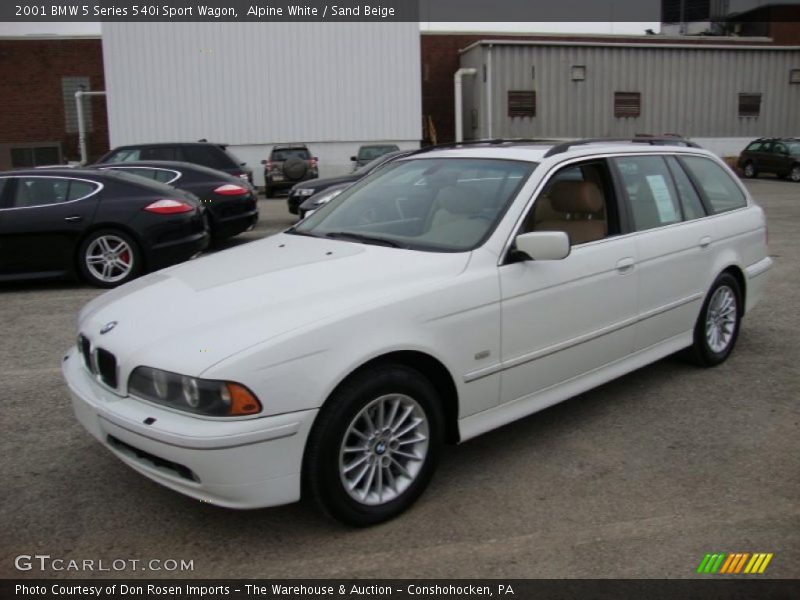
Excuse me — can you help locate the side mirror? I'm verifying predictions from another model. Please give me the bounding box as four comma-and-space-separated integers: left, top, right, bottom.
350, 156, 357, 162
513, 231, 570, 261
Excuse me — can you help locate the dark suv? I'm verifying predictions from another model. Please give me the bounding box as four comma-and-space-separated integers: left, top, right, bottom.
738, 138, 800, 182
97, 142, 253, 183
262, 144, 318, 197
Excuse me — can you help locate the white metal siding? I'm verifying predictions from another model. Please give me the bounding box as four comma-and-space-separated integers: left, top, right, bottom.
102, 23, 421, 147
464, 43, 800, 140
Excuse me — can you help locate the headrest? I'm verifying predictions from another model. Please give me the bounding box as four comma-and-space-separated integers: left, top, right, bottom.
549, 181, 604, 214
437, 185, 485, 215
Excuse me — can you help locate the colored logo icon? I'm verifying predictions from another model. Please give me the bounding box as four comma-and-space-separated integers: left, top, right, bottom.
697, 553, 773, 574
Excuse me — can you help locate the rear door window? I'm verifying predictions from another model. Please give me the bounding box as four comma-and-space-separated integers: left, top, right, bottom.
665, 156, 706, 220
679, 156, 747, 214
141, 146, 179, 161
612, 156, 683, 231
7, 177, 95, 208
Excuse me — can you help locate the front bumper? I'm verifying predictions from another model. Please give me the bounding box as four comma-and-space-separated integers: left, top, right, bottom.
62, 346, 317, 509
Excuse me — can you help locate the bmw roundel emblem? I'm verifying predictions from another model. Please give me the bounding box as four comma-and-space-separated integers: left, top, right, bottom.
100, 321, 118, 335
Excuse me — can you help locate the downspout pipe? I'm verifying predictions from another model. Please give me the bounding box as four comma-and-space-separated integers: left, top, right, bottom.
454, 68, 477, 143
75, 90, 106, 165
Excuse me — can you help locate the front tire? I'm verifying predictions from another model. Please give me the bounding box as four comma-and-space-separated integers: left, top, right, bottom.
789, 164, 800, 183
77, 229, 142, 288
686, 273, 742, 367
303, 363, 444, 526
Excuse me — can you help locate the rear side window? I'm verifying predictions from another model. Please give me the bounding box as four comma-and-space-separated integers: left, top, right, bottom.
745, 142, 764, 152
613, 156, 682, 231
182, 145, 235, 169
665, 156, 706, 220
680, 156, 747, 214
67, 180, 100, 201
106, 167, 179, 184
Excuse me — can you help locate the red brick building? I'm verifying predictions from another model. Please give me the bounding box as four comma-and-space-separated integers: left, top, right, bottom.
0, 37, 109, 170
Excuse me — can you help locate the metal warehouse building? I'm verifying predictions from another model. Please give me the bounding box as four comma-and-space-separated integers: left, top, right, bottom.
101, 23, 422, 185
458, 40, 800, 156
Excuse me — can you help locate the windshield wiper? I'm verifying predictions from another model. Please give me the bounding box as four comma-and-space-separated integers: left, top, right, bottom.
285, 227, 321, 238
322, 231, 404, 248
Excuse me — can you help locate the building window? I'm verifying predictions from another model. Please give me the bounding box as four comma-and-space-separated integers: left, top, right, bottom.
790, 69, 800, 84
738, 93, 761, 117
508, 91, 536, 118
571, 65, 586, 81
614, 92, 641, 118
10, 144, 62, 168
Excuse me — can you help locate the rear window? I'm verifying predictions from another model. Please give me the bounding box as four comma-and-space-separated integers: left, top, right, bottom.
680, 156, 747, 214
102, 148, 141, 163
358, 145, 399, 161
182, 145, 238, 170
272, 148, 310, 161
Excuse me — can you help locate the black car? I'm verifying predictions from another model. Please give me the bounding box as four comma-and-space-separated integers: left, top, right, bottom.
0, 168, 208, 287
737, 138, 800, 182
96, 141, 253, 184
297, 182, 351, 219
262, 144, 318, 197
287, 149, 414, 215
96, 161, 259, 241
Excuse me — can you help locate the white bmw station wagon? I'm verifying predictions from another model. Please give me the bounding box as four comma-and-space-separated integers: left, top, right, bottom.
63, 139, 772, 525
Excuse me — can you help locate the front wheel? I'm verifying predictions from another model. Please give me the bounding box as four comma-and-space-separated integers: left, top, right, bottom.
789, 164, 800, 183
686, 273, 742, 367
303, 363, 443, 526
78, 229, 142, 288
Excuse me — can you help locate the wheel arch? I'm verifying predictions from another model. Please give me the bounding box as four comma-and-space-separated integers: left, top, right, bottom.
720, 264, 747, 313
324, 350, 461, 445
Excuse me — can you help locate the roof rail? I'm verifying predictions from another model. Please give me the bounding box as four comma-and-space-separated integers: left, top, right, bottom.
411, 138, 562, 156
543, 137, 700, 158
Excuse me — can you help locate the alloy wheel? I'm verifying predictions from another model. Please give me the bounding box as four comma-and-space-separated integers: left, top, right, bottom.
85, 234, 134, 284
705, 285, 738, 353
338, 393, 429, 506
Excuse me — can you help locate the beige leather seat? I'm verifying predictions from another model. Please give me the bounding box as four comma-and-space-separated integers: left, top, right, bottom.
535, 180, 607, 245
423, 185, 488, 247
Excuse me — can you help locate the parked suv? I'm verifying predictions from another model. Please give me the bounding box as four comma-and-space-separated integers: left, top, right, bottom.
738, 138, 800, 182
262, 144, 318, 197
97, 142, 253, 183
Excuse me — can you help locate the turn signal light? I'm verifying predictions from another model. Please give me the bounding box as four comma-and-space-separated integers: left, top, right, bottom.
144, 199, 194, 214
213, 184, 249, 196
225, 383, 262, 415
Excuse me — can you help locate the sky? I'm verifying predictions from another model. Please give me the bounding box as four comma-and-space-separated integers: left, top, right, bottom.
0, 21, 660, 37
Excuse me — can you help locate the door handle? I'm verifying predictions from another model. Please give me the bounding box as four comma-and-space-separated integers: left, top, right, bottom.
616, 257, 635, 273
64, 216, 83, 222
699, 236, 712, 248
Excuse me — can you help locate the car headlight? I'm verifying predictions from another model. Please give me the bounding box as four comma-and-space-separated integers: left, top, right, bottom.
294, 188, 316, 197
128, 366, 262, 417
313, 189, 344, 206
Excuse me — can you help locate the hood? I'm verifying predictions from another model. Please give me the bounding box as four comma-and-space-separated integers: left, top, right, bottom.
79, 233, 470, 378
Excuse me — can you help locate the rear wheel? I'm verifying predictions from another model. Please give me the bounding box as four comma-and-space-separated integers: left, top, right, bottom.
686, 273, 742, 367
742, 162, 757, 179
78, 229, 142, 288
303, 363, 443, 526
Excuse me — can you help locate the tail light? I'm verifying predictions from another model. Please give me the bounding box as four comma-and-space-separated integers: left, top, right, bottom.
144, 199, 194, 214
214, 183, 249, 196
266, 160, 273, 171
310, 157, 318, 169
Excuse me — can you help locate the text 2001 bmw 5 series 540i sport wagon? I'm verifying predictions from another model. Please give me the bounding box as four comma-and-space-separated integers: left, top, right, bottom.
63, 139, 772, 526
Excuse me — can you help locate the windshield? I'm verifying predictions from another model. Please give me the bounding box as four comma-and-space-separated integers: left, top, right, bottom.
292, 158, 536, 252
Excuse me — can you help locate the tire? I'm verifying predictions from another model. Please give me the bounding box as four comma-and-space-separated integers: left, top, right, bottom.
790, 164, 800, 183
264, 184, 273, 198
77, 229, 142, 288
303, 363, 444, 526
742, 162, 757, 179
686, 273, 742, 367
